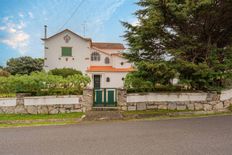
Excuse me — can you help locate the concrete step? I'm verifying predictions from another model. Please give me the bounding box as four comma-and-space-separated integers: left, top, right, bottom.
92, 107, 120, 111
84, 111, 123, 121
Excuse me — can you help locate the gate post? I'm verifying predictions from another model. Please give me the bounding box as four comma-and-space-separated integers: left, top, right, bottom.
82, 88, 94, 112
117, 89, 127, 111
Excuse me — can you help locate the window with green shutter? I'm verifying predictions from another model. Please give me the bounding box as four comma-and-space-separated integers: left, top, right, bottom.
61, 47, 72, 56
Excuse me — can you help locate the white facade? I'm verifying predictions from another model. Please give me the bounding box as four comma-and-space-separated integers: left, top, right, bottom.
43, 29, 134, 88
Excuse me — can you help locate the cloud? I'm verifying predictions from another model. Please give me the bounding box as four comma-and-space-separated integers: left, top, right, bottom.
19, 12, 24, 18
28, 12, 34, 19
131, 18, 139, 26
0, 16, 30, 55
88, 0, 126, 35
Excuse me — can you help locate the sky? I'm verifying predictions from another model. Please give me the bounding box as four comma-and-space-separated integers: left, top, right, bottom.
0, 0, 139, 66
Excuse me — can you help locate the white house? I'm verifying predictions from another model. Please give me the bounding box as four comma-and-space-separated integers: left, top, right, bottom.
42, 28, 134, 89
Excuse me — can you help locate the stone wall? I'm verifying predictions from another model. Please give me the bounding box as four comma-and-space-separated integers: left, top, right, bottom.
82, 89, 93, 112
0, 94, 83, 114
126, 91, 232, 112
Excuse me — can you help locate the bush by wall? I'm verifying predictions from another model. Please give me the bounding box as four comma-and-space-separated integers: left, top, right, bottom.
49, 68, 82, 78
0, 72, 90, 96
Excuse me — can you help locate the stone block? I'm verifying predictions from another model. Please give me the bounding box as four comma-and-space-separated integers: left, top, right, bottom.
147, 105, 158, 110
187, 103, 194, 110
49, 108, 59, 114
121, 106, 127, 111
213, 102, 224, 110
158, 104, 168, 110
59, 108, 66, 114
195, 103, 203, 110
177, 104, 186, 111
223, 101, 231, 108
168, 103, 177, 110
70, 109, 82, 113
74, 104, 81, 109
0, 108, 4, 114
37, 106, 49, 114
128, 106, 136, 111
136, 103, 147, 110
26, 106, 38, 114
2, 107, 15, 114
203, 104, 212, 111
15, 105, 27, 114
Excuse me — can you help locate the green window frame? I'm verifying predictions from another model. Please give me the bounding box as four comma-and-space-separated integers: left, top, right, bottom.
61, 47, 72, 56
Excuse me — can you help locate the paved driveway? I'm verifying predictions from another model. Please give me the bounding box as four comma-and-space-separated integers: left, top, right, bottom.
1, 115, 232, 155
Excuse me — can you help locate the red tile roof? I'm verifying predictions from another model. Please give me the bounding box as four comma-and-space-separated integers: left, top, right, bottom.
87, 66, 134, 72
92, 42, 125, 50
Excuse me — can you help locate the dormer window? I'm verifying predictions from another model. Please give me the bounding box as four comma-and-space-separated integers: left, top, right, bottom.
105, 57, 110, 64
91, 52, 100, 61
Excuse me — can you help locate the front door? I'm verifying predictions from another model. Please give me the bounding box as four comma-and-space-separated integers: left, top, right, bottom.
93, 75, 101, 89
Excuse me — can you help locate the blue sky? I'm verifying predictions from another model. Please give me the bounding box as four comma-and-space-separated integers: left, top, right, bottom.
0, 0, 139, 66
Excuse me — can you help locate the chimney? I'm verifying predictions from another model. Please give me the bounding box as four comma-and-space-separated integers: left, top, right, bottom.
44, 25, 47, 39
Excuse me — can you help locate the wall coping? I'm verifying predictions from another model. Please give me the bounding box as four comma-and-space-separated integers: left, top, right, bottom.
24, 95, 81, 99
0, 97, 17, 100
127, 92, 208, 96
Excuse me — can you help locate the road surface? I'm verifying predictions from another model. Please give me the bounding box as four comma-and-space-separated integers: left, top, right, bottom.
1, 115, 232, 155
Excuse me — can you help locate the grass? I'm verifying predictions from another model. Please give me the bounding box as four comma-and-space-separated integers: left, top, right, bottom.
123, 109, 191, 116
0, 112, 84, 128
0, 112, 84, 121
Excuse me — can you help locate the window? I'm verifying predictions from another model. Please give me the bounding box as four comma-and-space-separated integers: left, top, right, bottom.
106, 77, 110, 82
62, 47, 72, 56
120, 62, 124, 66
91, 52, 100, 61
122, 77, 125, 81
105, 57, 110, 64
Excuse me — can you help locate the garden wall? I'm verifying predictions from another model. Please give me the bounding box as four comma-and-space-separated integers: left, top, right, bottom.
125, 90, 232, 112
0, 94, 83, 114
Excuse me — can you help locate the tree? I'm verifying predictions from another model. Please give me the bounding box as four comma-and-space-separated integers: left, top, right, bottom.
49, 68, 82, 78
123, 0, 232, 90
5, 56, 44, 75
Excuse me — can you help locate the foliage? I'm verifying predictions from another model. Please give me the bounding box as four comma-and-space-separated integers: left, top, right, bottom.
0, 72, 90, 96
50, 68, 82, 78
5, 56, 44, 75
0, 69, 10, 77
123, 0, 232, 91
125, 61, 179, 92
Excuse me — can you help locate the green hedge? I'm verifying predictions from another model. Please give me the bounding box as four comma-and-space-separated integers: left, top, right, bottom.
0, 72, 90, 96
49, 68, 82, 78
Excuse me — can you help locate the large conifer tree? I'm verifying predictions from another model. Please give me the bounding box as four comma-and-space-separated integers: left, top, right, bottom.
123, 0, 232, 90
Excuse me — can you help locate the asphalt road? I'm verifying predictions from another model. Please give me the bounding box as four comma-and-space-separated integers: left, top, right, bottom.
1, 116, 232, 155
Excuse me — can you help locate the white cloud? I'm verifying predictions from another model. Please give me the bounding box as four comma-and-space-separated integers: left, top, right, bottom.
0, 16, 30, 55
88, 0, 126, 35
28, 12, 34, 19
131, 18, 139, 26
19, 12, 24, 18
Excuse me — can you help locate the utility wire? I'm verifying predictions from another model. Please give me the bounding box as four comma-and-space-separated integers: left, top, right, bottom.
58, 0, 85, 32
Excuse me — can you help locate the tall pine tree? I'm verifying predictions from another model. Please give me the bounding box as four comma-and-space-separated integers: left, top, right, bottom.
123, 0, 232, 90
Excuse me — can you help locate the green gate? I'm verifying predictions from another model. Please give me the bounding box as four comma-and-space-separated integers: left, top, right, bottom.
94, 88, 117, 107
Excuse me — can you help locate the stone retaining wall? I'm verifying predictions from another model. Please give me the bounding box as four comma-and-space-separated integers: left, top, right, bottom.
0, 94, 83, 114
125, 91, 232, 112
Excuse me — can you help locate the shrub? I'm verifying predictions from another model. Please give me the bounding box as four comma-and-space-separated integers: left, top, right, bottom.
0, 72, 90, 96
50, 68, 82, 78
0, 69, 10, 77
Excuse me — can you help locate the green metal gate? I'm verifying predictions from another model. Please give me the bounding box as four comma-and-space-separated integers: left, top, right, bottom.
94, 88, 117, 107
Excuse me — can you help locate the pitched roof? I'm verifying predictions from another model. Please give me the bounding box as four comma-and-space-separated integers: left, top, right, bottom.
41, 29, 92, 42
86, 66, 134, 72
92, 42, 125, 50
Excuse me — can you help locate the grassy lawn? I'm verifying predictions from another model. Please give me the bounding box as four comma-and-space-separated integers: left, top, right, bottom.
123, 109, 190, 116
122, 109, 232, 120
0, 112, 84, 128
